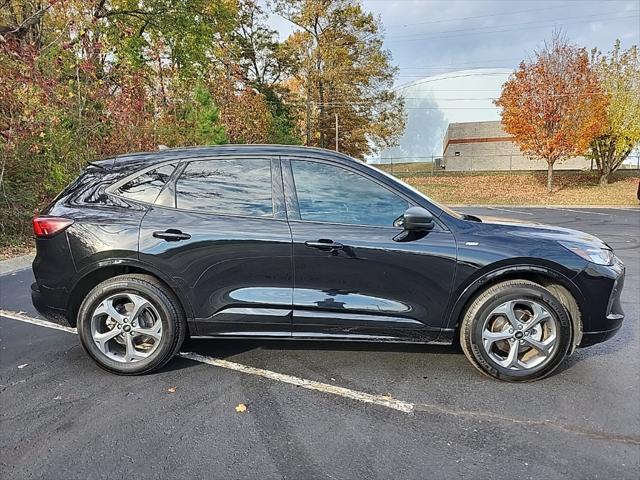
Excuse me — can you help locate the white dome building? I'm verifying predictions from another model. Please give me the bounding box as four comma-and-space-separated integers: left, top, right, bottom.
376, 68, 512, 163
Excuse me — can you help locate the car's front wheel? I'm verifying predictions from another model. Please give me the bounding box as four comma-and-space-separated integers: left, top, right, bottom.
77, 274, 186, 375
460, 280, 572, 382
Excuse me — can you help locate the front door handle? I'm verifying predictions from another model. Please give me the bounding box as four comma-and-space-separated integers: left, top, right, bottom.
305, 239, 344, 251
153, 229, 191, 241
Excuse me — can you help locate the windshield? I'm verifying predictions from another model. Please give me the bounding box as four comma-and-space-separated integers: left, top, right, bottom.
370, 165, 464, 219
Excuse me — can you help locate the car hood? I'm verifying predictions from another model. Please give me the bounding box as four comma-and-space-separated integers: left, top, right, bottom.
474, 215, 610, 249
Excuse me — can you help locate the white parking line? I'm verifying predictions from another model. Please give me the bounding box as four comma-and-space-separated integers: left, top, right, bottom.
0, 309, 77, 333
0, 309, 413, 414
545, 207, 611, 216
179, 352, 414, 413
486, 206, 534, 215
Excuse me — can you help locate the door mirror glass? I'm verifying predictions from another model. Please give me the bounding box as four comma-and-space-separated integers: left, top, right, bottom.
402, 207, 434, 231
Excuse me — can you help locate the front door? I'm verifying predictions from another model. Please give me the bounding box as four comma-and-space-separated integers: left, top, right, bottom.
139, 156, 293, 337
283, 158, 457, 342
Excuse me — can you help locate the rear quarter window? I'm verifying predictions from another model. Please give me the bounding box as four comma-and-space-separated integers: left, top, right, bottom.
115, 164, 176, 204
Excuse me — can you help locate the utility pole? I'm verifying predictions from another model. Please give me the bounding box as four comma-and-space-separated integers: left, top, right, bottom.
305, 87, 312, 145
335, 113, 339, 151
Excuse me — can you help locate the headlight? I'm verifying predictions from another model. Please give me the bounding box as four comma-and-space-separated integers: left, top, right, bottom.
559, 241, 614, 266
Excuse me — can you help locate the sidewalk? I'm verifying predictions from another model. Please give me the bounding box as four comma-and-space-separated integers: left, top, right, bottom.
0, 253, 34, 276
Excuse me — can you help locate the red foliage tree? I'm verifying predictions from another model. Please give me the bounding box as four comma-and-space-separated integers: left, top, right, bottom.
495, 33, 607, 192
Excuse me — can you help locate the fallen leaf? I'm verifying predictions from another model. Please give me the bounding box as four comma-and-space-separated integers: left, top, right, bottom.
17, 363, 28, 369
235, 403, 247, 413
167, 386, 177, 393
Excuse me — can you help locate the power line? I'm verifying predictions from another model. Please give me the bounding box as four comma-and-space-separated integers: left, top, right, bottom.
383, 1, 594, 28
399, 59, 522, 69
384, 11, 639, 42
400, 92, 633, 100
400, 64, 519, 70
386, 10, 614, 40
395, 71, 513, 90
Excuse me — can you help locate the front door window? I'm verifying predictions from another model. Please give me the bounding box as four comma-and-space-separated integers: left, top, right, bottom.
291, 160, 408, 227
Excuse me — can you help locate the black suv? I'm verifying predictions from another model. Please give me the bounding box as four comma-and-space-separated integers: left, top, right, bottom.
31, 145, 625, 381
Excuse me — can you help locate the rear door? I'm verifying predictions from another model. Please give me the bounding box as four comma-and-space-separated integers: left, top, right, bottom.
139, 156, 293, 337
283, 157, 457, 342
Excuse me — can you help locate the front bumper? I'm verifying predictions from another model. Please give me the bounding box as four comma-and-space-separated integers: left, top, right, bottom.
577, 257, 625, 347
580, 322, 623, 346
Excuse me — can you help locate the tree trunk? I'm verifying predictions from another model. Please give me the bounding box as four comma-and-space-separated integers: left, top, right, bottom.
599, 173, 609, 186
546, 162, 554, 193
599, 160, 611, 186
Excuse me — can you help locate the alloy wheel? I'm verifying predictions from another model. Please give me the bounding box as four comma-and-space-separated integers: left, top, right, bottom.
90, 293, 163, 363
481, 299, 558, 371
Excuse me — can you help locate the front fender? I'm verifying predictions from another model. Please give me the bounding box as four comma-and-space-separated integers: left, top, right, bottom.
444, 262, 587, 331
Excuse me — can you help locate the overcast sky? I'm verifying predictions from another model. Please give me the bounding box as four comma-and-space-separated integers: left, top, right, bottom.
269, 0, 640, 160
371, 0, 638, 85
271, 0, 639, 84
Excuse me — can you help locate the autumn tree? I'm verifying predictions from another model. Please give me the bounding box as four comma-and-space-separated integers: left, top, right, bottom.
588, 41, 640, 185
0, 1, 239, 242
1, 0, 406, 247
276, 0, 405, 158
232, 0, 300, 144
495, 33, 607, 192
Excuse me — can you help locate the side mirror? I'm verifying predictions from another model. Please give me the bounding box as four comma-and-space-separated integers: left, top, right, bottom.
402, 206, 434, 231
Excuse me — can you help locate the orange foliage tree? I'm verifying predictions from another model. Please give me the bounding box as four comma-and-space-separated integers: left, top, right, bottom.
495, 34, 607, 192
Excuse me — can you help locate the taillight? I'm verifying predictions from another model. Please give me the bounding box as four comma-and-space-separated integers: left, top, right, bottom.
32, 216, 74, 238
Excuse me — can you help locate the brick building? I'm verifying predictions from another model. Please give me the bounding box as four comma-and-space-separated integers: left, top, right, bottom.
441, 121, 591, 171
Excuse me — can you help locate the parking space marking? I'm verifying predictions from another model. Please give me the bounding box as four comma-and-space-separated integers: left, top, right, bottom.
486, 206, 534, 215
545, 207, 611, 216
2, 309, 640, 445
0, 310, 413, 413
0, 309, 77, 333
179, 352, 414, 413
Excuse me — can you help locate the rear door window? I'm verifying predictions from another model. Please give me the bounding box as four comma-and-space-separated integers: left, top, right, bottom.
116, 164, 176, 204
176, 158, 273, 217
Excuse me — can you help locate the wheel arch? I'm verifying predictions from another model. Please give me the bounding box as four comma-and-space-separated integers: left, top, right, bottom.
66, 260, 193, 329
446, 264, 586, 352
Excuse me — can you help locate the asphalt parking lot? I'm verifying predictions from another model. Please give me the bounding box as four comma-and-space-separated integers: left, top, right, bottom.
1, 206, 639, 479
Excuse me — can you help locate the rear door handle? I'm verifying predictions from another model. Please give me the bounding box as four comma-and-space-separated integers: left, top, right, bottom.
305, 239, 343, 251
153, 229, 191, 241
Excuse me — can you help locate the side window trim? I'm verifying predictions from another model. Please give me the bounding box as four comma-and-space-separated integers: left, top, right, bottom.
271, 158, 287, 220
154, 162, 186, 208
107, 159, 178, 195
281, 157, 301, 221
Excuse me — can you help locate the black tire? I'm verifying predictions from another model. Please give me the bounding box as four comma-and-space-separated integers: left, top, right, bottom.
77, 274, 186, 375
459, 280, 572, 382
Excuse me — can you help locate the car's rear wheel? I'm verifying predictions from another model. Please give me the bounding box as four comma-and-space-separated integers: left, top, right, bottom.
460, 280, 572, 382
77, 274, 186, 375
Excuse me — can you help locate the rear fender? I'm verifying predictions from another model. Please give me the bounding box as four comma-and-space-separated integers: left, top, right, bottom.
67, 258, 194, 324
